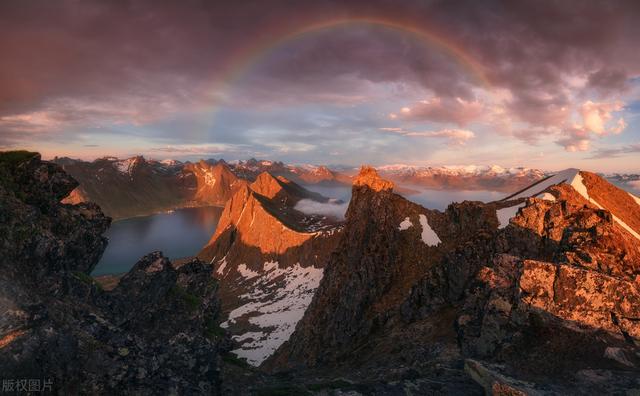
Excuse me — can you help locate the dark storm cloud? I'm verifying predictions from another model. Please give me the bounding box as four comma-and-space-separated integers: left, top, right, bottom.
0, 0, 638, 157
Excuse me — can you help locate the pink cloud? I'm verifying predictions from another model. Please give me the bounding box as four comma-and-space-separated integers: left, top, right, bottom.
394, 97, 484, 126
380, 127, 475, 146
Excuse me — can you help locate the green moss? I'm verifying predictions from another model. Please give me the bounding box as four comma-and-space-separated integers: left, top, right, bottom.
204, 318, 225, 340
170, 285, 201, 311
0, 150, 38, 166
0, 151, 39, 199
72, 271, 103, 291
222, 353, 251, 368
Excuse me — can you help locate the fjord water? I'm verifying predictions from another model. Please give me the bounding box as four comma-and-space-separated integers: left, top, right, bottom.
92, 206, 223, 276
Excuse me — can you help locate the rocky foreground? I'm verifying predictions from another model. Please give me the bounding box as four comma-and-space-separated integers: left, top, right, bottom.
0, 152, 228, 394
2, 152, 640, 395
262, 167, 640, 394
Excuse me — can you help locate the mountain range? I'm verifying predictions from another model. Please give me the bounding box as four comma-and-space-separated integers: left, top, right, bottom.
3, 151, 640, 394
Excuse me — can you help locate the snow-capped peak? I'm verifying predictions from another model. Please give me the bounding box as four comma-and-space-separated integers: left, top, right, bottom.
160, 159, 181, 166
376, 164, 544, 178
504, 168, 584, 201
502, 168, 640, 241
114, 157, 142, 176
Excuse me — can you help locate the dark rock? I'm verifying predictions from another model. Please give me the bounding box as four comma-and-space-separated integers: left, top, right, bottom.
0, 152, 227, 395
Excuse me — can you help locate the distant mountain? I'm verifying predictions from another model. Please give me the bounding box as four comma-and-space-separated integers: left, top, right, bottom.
606, 173, 640, 194
376, 164, 546, 192
53, 156, 561, 220
265, 166, 640, 394
199, 172, 343, 366
56, 156, 196, 219
54, 156, 354, 219
55, 157, 244, 219
182, 160, 246, 206
226, 158, 351, 186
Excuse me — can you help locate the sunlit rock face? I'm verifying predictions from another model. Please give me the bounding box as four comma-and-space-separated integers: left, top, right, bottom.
199, 172, 342, 366
183, 160, 246, 206
266, 167, 640, 394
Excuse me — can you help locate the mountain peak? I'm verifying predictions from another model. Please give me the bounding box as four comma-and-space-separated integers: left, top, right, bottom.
251, 172, 284, 199
353, 166, 394, 192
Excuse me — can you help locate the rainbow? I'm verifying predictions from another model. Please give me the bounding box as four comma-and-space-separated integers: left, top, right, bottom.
207, 16, 491, 121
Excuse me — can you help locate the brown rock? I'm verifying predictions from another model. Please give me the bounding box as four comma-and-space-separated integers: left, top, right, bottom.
353, 165, 394, 192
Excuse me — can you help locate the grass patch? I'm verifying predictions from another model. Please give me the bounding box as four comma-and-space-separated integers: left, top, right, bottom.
72, 271, 103, 291
169, 285, 201, 311
0, 151, 39, 200
204, 318, 225, 340
222, 353, 251, 368
0, 150, 38, 166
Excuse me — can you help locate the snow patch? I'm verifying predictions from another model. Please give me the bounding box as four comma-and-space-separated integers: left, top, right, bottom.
237, 264, 259, 280
216, 257, 228, 276
507, 168, 582, 200
204, 171, 217, 187
114, 158, 137, 176
418, 214, 441, 246
537, 192, 556, 201
398, 217, 413, 230
629, 192, 640, 207
496, 203, 526, 229
224, 261, 323, 366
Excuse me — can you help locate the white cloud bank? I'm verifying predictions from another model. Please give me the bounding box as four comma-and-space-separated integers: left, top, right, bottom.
294, 199, 349, 220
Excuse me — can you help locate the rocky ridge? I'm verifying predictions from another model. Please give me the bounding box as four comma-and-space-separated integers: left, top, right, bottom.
266, 166, 640, 394
0, 152, 228, 394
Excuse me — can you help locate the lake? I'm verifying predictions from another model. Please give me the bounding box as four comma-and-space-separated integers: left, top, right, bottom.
92, 206, 224, 276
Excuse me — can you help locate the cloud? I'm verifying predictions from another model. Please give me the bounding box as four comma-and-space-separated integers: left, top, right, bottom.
380, 127, 475, 146
587, 68, 629, 97
393, 97, 484, 126
589, 143, 640, 159
1, 0, 638, 166
294, 199, 349, 220
579, 100, 626, 135
148, 144, 252, 155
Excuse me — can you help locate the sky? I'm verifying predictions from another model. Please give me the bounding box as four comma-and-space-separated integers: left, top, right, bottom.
0, 0, 639, 172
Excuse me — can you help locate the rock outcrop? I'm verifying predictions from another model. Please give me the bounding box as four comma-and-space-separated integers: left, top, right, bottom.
0, 152, 227, 394
199, 172, 343, 366
267, 166, 640, 393
183, 160, 246, 206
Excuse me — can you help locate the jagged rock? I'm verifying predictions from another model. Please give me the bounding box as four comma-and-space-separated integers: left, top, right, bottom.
0, 152, 227, 394
183, 160, 246, 206
267, 167, 640, 393
353, 165, 394, 192
268, 166, 497, 382
464, 359, 539, 396
198, 173, 342, 366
